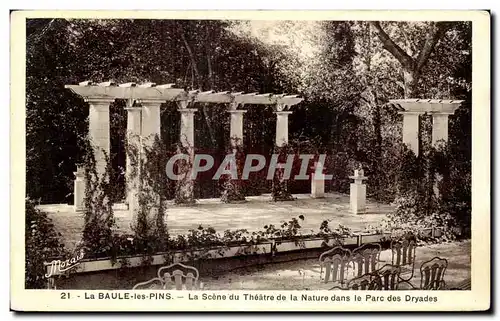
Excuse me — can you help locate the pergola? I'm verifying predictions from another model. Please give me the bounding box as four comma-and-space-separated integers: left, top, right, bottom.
389, 99, 464, 156
65, 81, 304, 212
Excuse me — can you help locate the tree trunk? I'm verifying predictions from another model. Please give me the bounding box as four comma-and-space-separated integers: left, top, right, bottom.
180, 28, 217, 146
370, 21, 449, 99
180, 31, 201, 88
403, 69, 420, 98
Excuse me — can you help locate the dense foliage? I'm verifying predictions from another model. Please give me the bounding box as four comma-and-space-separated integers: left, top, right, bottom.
25, 199, 67, 289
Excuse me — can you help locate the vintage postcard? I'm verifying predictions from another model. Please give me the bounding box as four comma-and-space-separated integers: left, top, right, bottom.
10, 10, 490, 312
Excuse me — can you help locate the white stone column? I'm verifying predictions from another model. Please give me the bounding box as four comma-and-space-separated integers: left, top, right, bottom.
140, 100, 162, 148
432, 113, 450, 146
87, 98, 114, 177
400, 112, 421, 156
179, 108, 197, 150
349, 169, 368, 215
431, 112, 452, 199
275, 111, 293, 147
125, 106, 142, 213
178, 108, 198, 202
228, 110, 247, 147
73, 166, 85, 211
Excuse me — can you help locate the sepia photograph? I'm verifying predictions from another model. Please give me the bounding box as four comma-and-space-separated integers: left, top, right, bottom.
11, 10, 490, 311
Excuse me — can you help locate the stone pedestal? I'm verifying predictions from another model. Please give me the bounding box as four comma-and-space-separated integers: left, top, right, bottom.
349, 169, 368, 215
228, 110, 247, 147
311, 161, 325, 198
400, 112, 421, 156
87, 98, 114, 177
275, 111, 293, 147
73, 166, 85, 212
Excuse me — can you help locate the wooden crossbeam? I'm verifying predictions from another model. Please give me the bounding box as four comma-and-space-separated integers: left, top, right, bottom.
119, 82, 137, 87
65, 85, 185, 101
389, 98, 464, 114
157, 83, 176, 88
97, 81, 117, 87
198, 90, 215, 95
138, 82, 156, 88
78, 80, 94, 86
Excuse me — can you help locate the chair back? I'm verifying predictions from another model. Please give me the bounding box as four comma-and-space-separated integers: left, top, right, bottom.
391, 238, 416, 267
319, 246, 351, 284
420, 257, 448, 290
132, 278, 165, 290
375, 264, 401, 290
132, 263, 200, 290
352, 243, 381, 277
346, 272, 382, 290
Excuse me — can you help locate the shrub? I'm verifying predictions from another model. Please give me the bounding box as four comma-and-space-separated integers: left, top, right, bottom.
25, 198, 67, 289
383, 138, 471, 241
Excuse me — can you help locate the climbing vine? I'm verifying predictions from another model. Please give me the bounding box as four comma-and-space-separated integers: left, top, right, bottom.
271, 143, 296, 201
80, 138, 116, 259
126, 134, 170, 262
220, 137, 246, 203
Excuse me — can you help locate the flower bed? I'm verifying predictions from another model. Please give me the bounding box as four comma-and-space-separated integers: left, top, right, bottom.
45, 224, 465, 279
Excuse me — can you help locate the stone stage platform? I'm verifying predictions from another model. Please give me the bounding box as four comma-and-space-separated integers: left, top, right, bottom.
40, 193, 393, 250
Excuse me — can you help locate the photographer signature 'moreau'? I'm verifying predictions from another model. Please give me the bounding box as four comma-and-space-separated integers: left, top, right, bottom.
45, 249, 85, 278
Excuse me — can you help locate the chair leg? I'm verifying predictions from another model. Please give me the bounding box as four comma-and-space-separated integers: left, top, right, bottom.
398, 280, 417, 290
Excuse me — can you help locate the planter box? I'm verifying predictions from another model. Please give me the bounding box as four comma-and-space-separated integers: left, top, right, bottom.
47, 243, 272, 276
274, 238, 325, 253
342, 235, 359, 246
419, 228, 433, 238
452, 226, 464, 235
432, 228, 444, 238
358, 233, 384, 245
173, 243, 271, 262
273, 235, 360, 253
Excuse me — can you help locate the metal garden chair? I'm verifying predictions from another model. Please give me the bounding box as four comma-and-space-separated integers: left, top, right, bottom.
132, 263, 202, 290
390, 237, 417, 282
351, 242, 382, 278
376, 264, 402, 290
419, 257, 448, 290
319, 246, 352, 287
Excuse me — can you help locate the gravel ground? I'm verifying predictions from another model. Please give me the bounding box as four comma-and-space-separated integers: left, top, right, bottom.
199, 240, 471, 290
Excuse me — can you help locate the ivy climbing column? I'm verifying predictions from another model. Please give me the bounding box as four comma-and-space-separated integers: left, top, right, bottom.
125, 104, 142, 214
177, 103, 197, 204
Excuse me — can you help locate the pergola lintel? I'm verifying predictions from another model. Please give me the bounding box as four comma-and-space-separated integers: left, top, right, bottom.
65, 83, 304, 108
389, 98, 464, 114
65, 85, 185, 101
